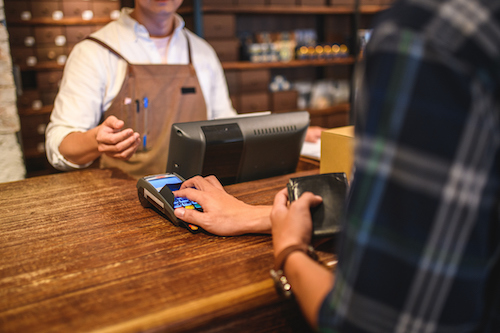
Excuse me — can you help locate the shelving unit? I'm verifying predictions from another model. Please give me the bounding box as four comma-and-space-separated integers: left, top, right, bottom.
180, 1, 391, 128
221, 57, 355, 70
6, 0, 119, 177
179, 4, 387, 16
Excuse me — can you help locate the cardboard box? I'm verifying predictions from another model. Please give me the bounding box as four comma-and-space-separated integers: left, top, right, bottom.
320, 125, 354, 180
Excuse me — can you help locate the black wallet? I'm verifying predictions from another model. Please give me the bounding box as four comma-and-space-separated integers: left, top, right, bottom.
287, 173, 348, 238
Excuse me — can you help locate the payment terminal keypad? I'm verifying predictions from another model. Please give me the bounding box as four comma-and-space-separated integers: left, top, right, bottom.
173, 197, 204, 234
173, 197, 203, 211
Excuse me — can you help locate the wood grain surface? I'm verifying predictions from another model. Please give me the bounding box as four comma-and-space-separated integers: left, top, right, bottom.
0, 167, 334, 333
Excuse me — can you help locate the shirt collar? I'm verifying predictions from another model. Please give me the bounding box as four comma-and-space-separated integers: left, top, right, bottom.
118, 7, 186, 42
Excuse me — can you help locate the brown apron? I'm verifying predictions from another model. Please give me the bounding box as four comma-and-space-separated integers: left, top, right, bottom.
86, 34, 207, 179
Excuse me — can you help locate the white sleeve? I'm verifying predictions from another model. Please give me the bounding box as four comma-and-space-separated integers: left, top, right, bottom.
45, 40, 125, 170
208, 51, 238, 119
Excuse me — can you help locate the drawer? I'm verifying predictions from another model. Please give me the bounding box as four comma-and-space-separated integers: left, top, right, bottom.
204, 0, 235, 4
93, 1, 120, 19
41, 90, 59, 106
230, 95, 240, 112
34, 26, 65, 45
20, 114, 50, 144
36, 70, 63, 90
35, 46, 66, 62
239, 92, 270, 113
62, 1, 92, 18
203, 14, 236, 39
31, 2, 61, 19
17, 90, 41, 109
65, 25, 92, 44
240, 69, 271, 93
270, 90, 299, 112
206, 39, 240, 62
182, 0, 235, 5
224, 70, 239, 95
10, 47, 36, 66
299, 0, 326, 5
4, 1, 31, 20
269, 0, 297, 4
236, 0, 266, 5
329, 0, 355, 5
8, 27, 35, 47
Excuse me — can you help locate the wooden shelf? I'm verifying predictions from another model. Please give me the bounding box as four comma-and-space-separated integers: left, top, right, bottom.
23, 147, 46, 159
16, 103, 351, 118
18, 61, 65, 72
179, 5, 389, 15
18, 105, 53, 116
307, 102, 350, 116
18, 57, 354, 72
7, 17, 113, 26
222, 56, 354, 70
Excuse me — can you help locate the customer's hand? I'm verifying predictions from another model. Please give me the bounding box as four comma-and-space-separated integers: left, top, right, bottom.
270, 188, 323, 257
305, 126, 325, 143
173, 175, 272, 236
96, 115, 141, 160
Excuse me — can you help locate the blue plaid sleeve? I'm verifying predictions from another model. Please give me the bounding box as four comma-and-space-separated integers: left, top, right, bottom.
318, 0, 500, 332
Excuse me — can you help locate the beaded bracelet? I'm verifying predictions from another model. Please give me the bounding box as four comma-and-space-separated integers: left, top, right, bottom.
269, 244, 318, 298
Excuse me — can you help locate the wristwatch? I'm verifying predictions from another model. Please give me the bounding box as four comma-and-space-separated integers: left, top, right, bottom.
269, 244, 318, 298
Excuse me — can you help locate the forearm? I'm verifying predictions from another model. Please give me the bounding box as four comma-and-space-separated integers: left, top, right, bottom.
284, 251, 334, 329
58, 127, 101, 165
239, 205, 273, 234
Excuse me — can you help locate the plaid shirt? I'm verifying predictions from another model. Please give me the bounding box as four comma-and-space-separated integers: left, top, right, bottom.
319, 0, 500, 332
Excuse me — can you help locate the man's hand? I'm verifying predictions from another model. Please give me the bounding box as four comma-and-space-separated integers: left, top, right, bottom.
173, 175, 272, 236
270, 188, 323, 257
96, 115, 141, 160
305, 126, 325, 143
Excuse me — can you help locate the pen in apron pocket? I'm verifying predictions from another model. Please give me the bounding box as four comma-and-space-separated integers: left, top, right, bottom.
142, 97, 149, 150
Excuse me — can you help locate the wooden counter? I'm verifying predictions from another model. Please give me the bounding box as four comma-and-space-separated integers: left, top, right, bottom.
0, 168, 335, 333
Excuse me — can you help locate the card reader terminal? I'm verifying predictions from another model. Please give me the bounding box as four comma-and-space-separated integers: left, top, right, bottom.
137, 173, 204, 233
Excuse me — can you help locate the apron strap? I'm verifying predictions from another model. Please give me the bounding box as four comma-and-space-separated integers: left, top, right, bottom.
183, 29, 193, 65
85, 36, 131, 64
86, 29, 193, 64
